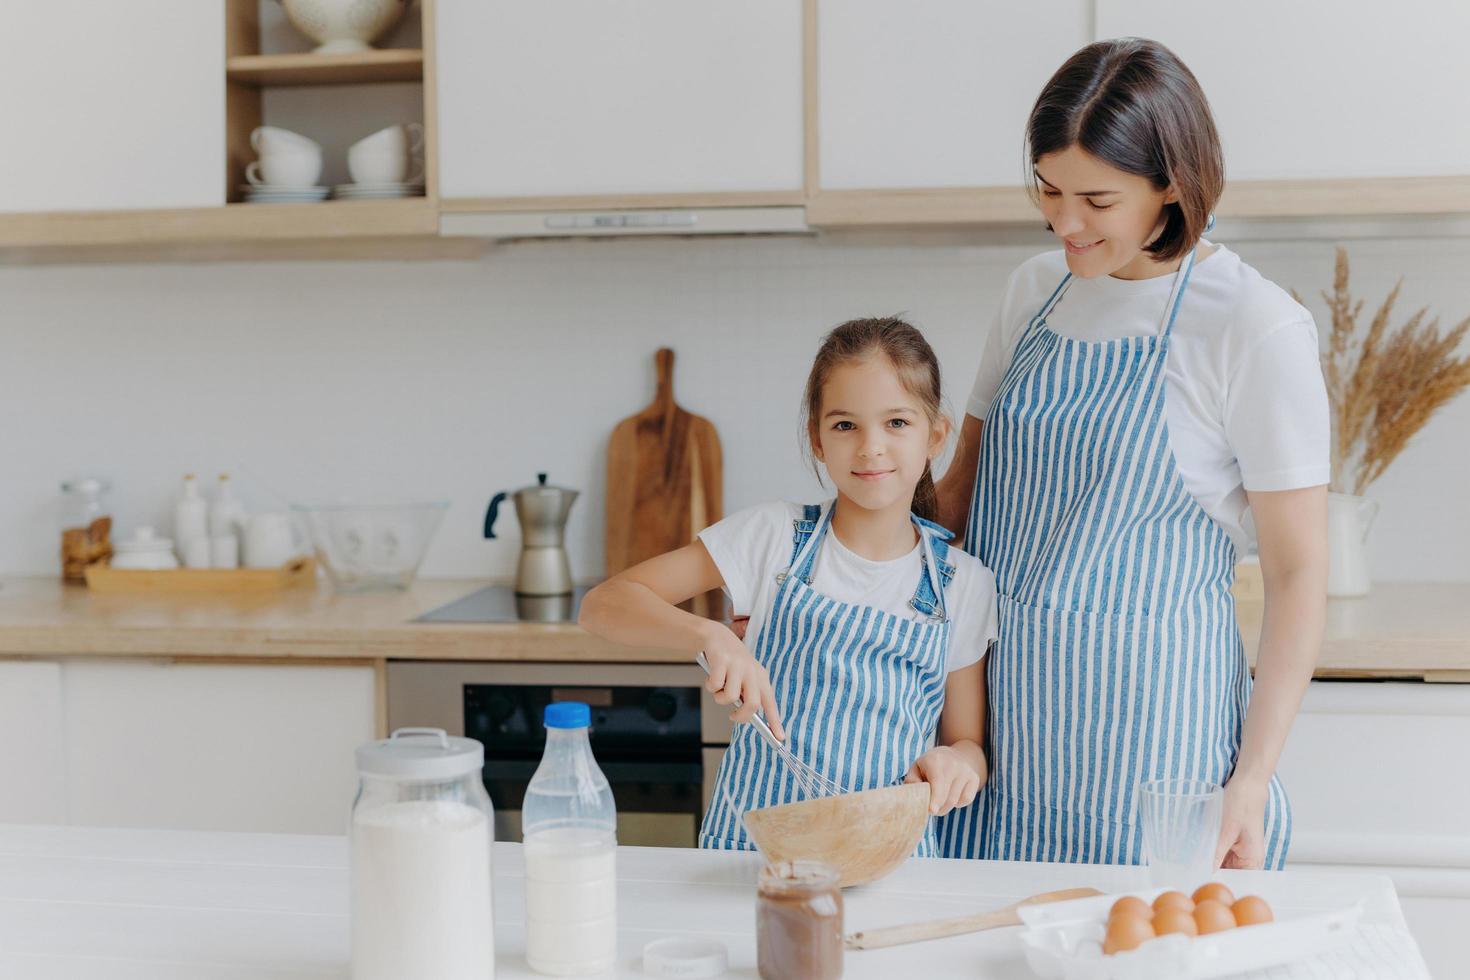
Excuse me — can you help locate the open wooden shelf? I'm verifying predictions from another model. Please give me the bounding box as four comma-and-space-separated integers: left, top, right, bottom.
226, 49, 424, 87
0, 198, 492, 264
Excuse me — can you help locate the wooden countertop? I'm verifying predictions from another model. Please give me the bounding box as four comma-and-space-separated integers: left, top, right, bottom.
0, 578, 674, 664
0, 577, 1467, 679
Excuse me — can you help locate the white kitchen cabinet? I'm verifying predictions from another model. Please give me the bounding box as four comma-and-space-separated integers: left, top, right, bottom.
1095, 0, 1470, 181
818, 0, 1091, 191
1276, 680, 1470, 978
0, 1, 224, 213
435, 0, 804, 200
61, 660, 375, 835
0, 661, 67, 824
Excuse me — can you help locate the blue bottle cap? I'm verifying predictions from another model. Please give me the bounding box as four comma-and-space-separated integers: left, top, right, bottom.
544, 701, 591, 729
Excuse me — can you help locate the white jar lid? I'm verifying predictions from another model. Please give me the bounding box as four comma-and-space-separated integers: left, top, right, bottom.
355, 728, 484, 780
642, 937, 728, 978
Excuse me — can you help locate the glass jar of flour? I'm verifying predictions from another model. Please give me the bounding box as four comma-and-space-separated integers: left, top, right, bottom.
351, 728, 495, 980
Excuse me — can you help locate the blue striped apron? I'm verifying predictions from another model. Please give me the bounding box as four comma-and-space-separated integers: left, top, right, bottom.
937, 246, 1292, 868
699, 501, 955, 855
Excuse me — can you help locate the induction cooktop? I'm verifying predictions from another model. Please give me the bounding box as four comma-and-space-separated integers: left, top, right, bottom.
415, 585, 590, 624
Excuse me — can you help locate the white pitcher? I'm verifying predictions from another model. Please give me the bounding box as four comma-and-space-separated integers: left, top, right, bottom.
1327, 492, 1378, 597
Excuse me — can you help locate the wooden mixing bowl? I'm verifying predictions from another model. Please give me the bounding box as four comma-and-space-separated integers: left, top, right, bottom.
742, 782, 930, 887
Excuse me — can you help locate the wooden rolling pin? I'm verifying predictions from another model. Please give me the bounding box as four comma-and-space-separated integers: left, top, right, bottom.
845, 886, 1103, 950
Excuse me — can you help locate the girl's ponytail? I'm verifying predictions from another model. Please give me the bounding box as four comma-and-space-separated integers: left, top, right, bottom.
911, 461, 940, 524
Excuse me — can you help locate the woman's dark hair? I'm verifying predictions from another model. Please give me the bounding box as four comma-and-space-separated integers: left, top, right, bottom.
801, 316, 946, 523
1027, 37, 1223, 262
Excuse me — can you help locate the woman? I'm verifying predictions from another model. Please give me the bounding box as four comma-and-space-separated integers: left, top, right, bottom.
933, 37, 1328, 870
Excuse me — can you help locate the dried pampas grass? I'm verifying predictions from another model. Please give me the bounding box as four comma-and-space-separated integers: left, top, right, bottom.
1296, 248, 1470, 495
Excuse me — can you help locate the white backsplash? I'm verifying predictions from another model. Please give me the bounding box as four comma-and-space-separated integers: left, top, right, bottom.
2, 229, 1467, 582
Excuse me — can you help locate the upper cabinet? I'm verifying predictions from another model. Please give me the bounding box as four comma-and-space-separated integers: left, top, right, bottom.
817, 0, 1090, 191
0, 1, 224, 213
1096, 0, 1470, 182
808, 0, 1089, 226
434, 0, 805, 204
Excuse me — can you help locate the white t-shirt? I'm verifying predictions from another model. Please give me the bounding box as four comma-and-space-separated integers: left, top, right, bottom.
967, 245, 1330, 552
698, 500, 998, 674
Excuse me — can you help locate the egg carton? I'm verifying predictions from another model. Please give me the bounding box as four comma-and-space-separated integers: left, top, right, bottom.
1016, 888, 1363, 980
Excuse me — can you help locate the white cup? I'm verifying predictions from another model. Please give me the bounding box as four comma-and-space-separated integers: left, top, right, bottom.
243, 513, 303, 569
251, 125, 321, 155
210, 534, 240, 569
182, 535, 212, 569
347, 123, 424, 185
246, 147, 323, 188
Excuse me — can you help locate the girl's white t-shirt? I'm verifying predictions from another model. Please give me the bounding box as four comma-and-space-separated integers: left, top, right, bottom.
968, 245, 1330, 552
698, 500, 998, 673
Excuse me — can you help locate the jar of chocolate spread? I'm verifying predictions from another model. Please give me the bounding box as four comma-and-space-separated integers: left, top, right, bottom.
756, 860, 843, 980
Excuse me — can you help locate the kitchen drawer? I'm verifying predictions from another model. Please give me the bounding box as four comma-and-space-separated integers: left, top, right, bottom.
1277, 681, 1470, 848
0, 660, 66, 824
61, 659, 375, 834
1277, 680, 1470, 979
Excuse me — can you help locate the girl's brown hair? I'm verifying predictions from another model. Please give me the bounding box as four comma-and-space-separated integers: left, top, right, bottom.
1027, 37, 1223, 262
801, 316, 946, 523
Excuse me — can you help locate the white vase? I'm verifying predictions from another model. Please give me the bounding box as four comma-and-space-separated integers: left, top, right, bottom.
1327, 492, 1378, 598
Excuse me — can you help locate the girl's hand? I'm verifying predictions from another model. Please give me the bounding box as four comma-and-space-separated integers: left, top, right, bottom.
904, 745, 985, 815
700, 627, 785, 741
1214, 775, 1269, 869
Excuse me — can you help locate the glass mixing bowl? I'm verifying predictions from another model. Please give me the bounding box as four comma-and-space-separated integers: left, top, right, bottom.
292, 499, 449, 591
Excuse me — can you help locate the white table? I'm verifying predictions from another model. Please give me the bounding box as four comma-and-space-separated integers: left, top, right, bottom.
0, 825, 1430, 979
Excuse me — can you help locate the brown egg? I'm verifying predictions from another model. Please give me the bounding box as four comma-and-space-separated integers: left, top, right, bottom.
1152, 890, 1195, 914
1152, 907, 1199, 937
1103, 912, 1156, 955
1192, 882, 1235, 906
1109, 896, 1154, 922
1232, 895, 1275, 927
1193, 898, 1237, 935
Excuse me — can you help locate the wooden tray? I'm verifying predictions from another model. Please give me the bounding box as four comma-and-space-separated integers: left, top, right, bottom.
84, 557, 317, 594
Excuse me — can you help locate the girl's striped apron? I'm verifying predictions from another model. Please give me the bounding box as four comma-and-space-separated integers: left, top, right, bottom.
937, 246, 1292, 868
700, 501, 955, 855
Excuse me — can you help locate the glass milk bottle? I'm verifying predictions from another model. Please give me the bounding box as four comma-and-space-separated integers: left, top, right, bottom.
521, 702, 618, 975
351, 728, 495, 980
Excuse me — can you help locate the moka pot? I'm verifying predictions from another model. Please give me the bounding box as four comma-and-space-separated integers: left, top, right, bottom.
484, 472, 578, 596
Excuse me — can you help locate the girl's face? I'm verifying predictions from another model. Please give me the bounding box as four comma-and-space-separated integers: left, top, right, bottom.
811, 355, 948, 516
1034, 145, 1178, 281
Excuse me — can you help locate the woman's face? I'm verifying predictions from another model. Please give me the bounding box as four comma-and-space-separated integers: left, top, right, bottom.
1034, 145, 1177, 280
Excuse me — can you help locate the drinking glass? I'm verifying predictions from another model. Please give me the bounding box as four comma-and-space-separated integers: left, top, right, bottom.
1138, 778, 1223, 887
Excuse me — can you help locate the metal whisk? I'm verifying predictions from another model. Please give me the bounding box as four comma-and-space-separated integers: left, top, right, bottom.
697, 652, 845, 800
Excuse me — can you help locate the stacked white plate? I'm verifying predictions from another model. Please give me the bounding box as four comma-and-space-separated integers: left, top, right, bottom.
241, 185, 330, 204
332, 182, 426, 200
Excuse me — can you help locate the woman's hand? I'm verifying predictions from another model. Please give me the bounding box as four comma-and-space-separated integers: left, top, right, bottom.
700, 626, 785, 741
905, 744, 986, 815
1214, 775, 1269, 869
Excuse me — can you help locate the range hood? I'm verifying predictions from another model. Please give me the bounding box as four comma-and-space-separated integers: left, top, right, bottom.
440, 205, 810, 240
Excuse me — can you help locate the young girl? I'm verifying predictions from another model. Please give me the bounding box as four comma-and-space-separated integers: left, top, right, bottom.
579, 317, 998, 852
933, 38, 1327, 870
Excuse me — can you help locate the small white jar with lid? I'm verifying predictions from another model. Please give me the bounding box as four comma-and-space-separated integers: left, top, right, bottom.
351, 728, 496, 980
111, 526, 179, 570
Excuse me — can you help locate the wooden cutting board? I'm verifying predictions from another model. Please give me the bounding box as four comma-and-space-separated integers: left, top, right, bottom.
605, 348, 724, 620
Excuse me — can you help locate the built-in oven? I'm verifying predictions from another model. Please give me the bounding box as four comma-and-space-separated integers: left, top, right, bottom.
387, 661, 732, 847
